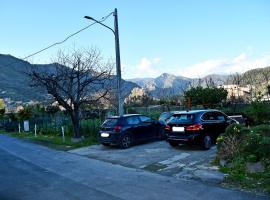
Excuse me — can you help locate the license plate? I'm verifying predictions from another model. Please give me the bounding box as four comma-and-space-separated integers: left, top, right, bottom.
172, 127, 184, 132
101, 133, 110, 137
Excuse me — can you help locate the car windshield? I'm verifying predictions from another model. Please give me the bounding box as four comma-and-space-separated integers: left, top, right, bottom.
102, 118, 119, 127
169, 114, 194, 123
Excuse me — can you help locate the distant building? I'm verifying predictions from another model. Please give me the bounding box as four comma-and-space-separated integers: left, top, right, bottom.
220, 84, 252, 100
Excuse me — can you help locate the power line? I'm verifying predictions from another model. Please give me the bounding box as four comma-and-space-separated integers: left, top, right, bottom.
0, 12, 114, 68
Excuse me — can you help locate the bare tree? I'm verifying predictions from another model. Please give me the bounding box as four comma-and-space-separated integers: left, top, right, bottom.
28, 48, 113, 138
242, 71, 258, 101
204, 77, 214, 88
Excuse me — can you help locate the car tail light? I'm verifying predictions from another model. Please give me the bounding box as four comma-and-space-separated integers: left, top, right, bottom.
186, 124, 202, 131
165, 125, 171, 131
113, 125, 122, 132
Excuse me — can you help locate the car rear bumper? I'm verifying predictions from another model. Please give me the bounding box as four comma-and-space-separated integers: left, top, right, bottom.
166, 133, 201, 143
98, 132, 121, 145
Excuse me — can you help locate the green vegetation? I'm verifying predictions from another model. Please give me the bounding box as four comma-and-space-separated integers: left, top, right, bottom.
18, 106, 32, 120
2, 112, 101, 150
1, 131, 98, 150
184, 86, 228, 108
139, 110, 162, 120
217, 124, 270, 193
244, 101, 270, 125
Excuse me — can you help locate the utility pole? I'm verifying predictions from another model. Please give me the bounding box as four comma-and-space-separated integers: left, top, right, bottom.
84, 8, 124, 116
113, 8, 124, 116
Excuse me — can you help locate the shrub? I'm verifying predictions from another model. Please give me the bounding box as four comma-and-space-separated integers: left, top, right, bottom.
80, 119, 101, 139
251, 124, 270, 137
243, 128, 270, 161
38, 125, 61, 136
244, 102, 270, 125
217, 124, 249, 161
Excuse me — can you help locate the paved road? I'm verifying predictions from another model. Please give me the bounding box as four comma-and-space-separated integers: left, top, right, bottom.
0, 134, 268, 200
0, 148, 119, 200
69, 141, 222, 182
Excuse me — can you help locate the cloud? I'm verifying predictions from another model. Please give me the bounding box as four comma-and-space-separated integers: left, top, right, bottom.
232, 53, 247, 63
125, 57, 162, 78
153, 57, 161, 64
181, 53, 270, 78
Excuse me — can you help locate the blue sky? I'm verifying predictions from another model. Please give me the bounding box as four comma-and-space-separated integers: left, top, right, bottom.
1, 0, 270, 79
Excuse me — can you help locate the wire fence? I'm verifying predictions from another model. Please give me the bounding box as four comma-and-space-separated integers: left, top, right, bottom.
0, 112, 102, 138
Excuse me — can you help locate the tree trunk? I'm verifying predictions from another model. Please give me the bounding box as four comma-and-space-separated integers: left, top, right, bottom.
71, 109, 80, 138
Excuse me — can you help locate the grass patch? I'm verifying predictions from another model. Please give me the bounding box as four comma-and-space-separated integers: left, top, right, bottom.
222, 168, 270, 194
0, 131, 98, 150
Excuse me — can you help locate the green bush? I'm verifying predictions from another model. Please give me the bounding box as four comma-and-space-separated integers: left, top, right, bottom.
251, 124, 270, 137
217, 124, 270, 193
80, 119, 101, 139
243, 127, 270, 161
244, 102, 270, 125
38, 125, 61, 136
217, 124, 249, 161
217, 124, 270, 161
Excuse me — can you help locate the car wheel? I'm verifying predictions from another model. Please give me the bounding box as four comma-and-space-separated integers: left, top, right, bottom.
120, 134, 132, 149
202, 135, 212, 150
102, 143, 110, 147
168, 140, 178, 147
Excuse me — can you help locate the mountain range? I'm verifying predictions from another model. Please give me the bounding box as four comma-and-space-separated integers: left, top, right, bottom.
0, 54, 138, 103
0, 53, 269, 103
128, 73, 228, 98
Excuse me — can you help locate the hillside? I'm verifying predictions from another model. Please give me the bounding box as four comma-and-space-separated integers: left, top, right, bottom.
0, 54, 51, 102
0, 54, 138, 103
128, 73, 228, 98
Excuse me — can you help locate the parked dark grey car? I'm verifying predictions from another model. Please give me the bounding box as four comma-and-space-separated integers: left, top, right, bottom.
99, 114, 165, 148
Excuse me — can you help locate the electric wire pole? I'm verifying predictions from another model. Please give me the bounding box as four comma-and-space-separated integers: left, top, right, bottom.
113, 8, 124, 116
84, 8, 124, 116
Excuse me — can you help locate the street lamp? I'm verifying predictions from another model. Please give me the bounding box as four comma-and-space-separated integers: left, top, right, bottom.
84, 8, 124, 116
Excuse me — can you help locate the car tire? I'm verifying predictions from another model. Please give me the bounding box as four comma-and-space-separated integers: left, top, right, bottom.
102, 143, 110, 147
168, 140, 178, 147
201, 135, 212, 150
120, 134, 132, 149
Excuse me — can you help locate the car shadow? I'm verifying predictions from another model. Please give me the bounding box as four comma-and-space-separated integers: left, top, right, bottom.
100, 138, 165, 150
171, 143, 217, 151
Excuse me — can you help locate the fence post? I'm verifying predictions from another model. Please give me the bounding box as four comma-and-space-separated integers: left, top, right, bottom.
34, 124, 37, 137
61, 126, 65, 142
18, 123, 21, 133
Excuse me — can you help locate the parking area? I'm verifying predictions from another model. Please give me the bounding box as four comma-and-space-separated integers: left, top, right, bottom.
69, 141, 225, 184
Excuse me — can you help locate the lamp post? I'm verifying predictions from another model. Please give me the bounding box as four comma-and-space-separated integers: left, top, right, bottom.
84, 8, 124, 116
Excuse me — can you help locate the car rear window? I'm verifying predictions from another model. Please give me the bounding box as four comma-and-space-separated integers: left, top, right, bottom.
102, 118, 119, 127
159, 112, 172, 121
169, 114, 194, 123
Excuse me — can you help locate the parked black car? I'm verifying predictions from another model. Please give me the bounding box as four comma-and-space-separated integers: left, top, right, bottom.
99, 114, 165, 148
165, 110, 236, 149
